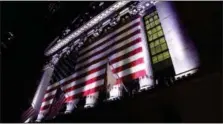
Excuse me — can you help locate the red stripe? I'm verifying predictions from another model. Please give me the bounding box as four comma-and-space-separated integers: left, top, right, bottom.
112, 58, 144, 73
116, 70, 146, 84
65, 85, 104, 102
61, 64, 106, 88
64, 74, 106, 93
60, 38, 142, 94
46, 85, 59, 94
47, 95, 66, 119
76, 35, 141, 72
80, 21, 141, 56
110, 47, 143, 64
43, 93, 56, 102
46, 33, 141, 95
45, 64, 107, 94
78, 29, 141, 64
40, 104, 51, 111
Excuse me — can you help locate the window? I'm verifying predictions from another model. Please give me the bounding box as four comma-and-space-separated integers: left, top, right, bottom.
151, 48, 156, 55
151, 28, 157, 34
163, 51, 170, 59
149, 37, 153, 42
160, 37, 165, 43
146, 24, 150, 30
154, 15, 158, 20
161, 43, 168, 51
155, 19, 160, 25
144, 10, 171, 65
146, 20, 149, 24
156, 46, 161, 53
156, 25, 162, 31
157, 30, 163, 37
147, 30, 152, 35
153, 33, 158, 40
145, 15, 150, 20
154, 39, 159, 46
157, 54, 164, 62
150, 42, 154, 48
150, 22, 155, 28
149, 18, 154, 22
152, 56, 158, 64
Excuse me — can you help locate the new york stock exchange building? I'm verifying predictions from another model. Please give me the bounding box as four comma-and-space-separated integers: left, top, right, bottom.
22, 1, 200, 123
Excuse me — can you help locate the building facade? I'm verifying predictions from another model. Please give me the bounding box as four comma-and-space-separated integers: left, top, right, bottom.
22, 1, 200, 122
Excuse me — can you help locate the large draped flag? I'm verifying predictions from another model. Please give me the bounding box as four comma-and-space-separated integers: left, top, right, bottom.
26, 16, 151, 121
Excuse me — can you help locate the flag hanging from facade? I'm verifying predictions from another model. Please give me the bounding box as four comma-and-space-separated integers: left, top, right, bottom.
57, 16, 147, 104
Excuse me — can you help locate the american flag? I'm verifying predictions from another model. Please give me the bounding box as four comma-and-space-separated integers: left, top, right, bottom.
36, 82, 61, 121
46, 90, 66, 119
35, 16, 149, 120
59, 16, 147, 103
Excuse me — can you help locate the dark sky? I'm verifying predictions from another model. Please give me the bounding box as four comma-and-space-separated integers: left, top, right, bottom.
1, 1, 222, 122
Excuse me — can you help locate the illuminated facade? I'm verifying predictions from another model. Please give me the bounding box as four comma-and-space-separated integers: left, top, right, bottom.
22, 1, 200, 123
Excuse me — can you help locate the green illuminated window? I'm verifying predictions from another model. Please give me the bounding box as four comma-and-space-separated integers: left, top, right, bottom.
154, 15, 158, 20
156, 46, 161, 53
150, 22, 155, 28
156, 25, 162, 31
160, 37, 165, 43
146, 20, 149, 24
153, 33, 158, 40
150, 42, 155, 48
152, 28, 157, 33
147, 30, 152, 35
151, 48, 156, 55
152, 56, 158, 64
154, 40, 159, 46
163, 51, 170, 59
157, 54, 164, 61
144, 10, 172, 65
146, 24, 150, 30
149, 37, 153, 42
161, 43, 168, 51
157, 30, 164, 37
155, 19, 160, 25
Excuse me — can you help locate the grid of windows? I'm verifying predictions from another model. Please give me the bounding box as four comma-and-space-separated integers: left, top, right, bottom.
144, 10, 171, 64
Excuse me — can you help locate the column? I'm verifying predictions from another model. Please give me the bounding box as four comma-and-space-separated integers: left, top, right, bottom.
32, 55, 59, 122
155, 1, 200, 79
107, 63, 123, 101
84, 92, 99, 108
138, 14, 155, 91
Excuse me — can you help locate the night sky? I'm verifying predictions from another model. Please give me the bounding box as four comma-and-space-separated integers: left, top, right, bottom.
1, 1, 222, 122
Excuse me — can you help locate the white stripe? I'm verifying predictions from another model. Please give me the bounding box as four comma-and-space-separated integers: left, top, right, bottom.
41, 99, 54, 108
78, 26, 141, 62
76, 34, 141, 69
80, 18, 140, 54
109, 42, 143, 61
65, 79, 104, 97
46, 82, 59, 91
111, 52, 144, 69
117, 63, 146, 78
62, 68, 106, 90
44, 90, 57, 98
39, 109, 49, 114
59, 60, 107, 85
66, 98, 80, 104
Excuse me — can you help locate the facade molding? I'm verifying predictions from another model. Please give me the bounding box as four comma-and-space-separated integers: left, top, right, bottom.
45, 1, 157, 57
